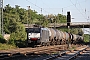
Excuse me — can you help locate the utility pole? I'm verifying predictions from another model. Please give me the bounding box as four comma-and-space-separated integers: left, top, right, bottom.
83, 24, 84, 41
27, 6, 30, 28
54, 15, 56, 29
41, 8, 42, 27
0, 0, 3, 35
26, 6, 30, 47
62, 8, 63, 15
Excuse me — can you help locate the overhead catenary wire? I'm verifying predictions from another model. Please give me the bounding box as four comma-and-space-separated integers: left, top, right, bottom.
25, 0, 89, 20
25, 0, 88, 15
84, 29, 90, 33
25, 0, 50, 14
70, 0, 88, 20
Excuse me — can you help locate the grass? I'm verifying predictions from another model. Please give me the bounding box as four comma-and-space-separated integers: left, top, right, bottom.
69, 46, 76, 50
0, 43, 17, 50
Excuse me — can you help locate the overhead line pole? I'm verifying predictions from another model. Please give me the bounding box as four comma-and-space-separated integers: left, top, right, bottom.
41, 8, 42, 27
1, 0, 3, 35
27, 6, 30, 28
0, 0, 3, 36
0, 0, 1, 34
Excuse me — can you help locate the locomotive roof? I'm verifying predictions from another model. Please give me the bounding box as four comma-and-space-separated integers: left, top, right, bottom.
41, 28, 49, 31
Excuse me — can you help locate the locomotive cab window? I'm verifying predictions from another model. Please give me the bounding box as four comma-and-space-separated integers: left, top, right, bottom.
28, 28, 41, 33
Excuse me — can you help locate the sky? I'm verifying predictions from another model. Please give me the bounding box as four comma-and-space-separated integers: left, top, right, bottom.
4, 0, 90, 34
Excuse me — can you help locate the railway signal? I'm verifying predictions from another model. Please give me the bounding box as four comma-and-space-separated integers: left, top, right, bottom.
67, 11, 71, 27
67, 11, 71, 48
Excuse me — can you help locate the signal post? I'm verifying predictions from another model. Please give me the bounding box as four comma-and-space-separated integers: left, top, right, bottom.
67, 11, 71, 48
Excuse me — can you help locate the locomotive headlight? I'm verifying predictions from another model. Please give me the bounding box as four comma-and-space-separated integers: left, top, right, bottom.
29, 37, 31, 39
38, 37, 40, 39
28, 33, 31, 39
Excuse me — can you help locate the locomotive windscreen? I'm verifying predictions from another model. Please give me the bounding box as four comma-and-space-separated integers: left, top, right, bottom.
27, 28, 41, 33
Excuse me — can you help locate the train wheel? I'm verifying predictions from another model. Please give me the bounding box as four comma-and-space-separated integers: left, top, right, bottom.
41, 42, 44, 46
60, 40, 62, 45
52, 39, 55, 45
41, 42, 46, 46
50, 39, 53, 45
64, 40, 66, 44
61, 40, 65, 45
27, 43, 30, 47
47, 42, 50, 46
57, 40, 60, 45
31, 42, 35, 48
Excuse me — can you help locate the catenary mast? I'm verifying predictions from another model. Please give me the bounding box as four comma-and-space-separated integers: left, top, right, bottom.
0, 0, 3, 35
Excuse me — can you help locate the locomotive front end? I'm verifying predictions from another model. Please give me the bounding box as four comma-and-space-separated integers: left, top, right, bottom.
27, 28, 41, 46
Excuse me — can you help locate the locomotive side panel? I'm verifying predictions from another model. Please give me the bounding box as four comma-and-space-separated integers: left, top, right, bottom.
40, 28, 49, 43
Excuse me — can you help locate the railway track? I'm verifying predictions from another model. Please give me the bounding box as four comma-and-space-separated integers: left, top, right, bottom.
74, 45, 90, 60
0, 45, 88, 60
43, 45, 89, 60
0, 45, 67, 60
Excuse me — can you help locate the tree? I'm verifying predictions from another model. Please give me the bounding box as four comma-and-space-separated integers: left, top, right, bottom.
57, 14, 67, 23
3, 4, 20, 33
10, 22, 26, 41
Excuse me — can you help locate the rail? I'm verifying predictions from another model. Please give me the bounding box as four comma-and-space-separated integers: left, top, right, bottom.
43, 45, 89, 60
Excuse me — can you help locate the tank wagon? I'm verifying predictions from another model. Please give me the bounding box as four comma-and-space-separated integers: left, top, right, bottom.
26, 28, 84, 47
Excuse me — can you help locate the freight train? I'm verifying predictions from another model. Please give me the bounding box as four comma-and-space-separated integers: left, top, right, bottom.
26, 28, 84, 47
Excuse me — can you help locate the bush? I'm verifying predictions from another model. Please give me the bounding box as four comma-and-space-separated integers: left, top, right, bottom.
7, 22, 27, 48
9, 22, 27, 40
8, 31, 27, 47
15, 40, 26, 48
84, 34, 90, 43
8, 39, 27, 48
0, 34, 6, 43
8, 39, 15, 45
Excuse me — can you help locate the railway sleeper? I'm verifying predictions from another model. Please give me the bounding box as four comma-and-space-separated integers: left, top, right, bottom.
43, 46, 89, 60
43, 51, 67, 60
67, 46, 89, 60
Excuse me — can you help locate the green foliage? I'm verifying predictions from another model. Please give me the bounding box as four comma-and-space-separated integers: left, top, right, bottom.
84, 34, 90, 43
8, 39, 15, 45
0, 34, 6, 43
70, 28, 84, 36
14, 40, 26, 48
3, 4, 38, 33
70, 28, 78, 34
57, 14, 67, 23
58, 28, 68, 32
8, 22, 27, 47
58, 28, 84, 36
9, 23, 26, 40
0, 43, 16, 50
42, 19, 49, 27
8, 39, 26, 48
3, 4, 68, 32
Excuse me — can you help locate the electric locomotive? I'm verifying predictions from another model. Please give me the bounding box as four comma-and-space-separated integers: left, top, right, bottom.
26, 28, 41, 46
